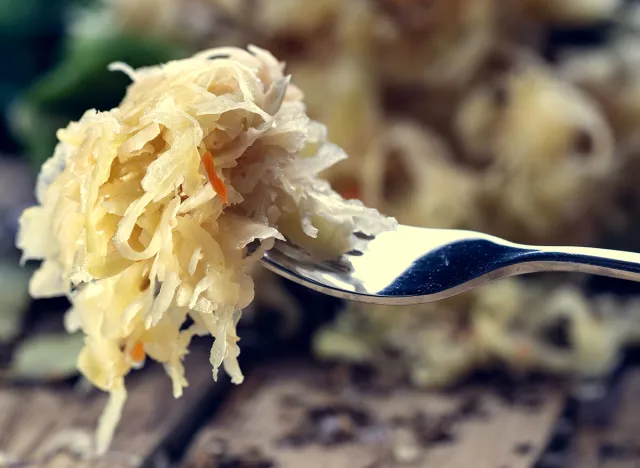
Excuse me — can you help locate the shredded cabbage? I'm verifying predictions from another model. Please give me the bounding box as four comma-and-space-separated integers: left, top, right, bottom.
315, 278, 639, 389
16, 45, 395, 454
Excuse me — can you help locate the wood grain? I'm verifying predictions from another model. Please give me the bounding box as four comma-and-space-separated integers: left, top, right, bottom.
184, 361, 567, 468
567, 370, 640, 468
0, 340, 224, 468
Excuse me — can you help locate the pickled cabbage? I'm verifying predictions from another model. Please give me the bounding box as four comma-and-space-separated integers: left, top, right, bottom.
16, 45, 395, 454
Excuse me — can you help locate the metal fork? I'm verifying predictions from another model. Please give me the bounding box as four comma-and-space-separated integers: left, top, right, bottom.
261, 224, 640, 305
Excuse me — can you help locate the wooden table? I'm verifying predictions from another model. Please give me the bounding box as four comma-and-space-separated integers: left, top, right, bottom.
183, 362, 566, 468
0, 342, 225, 468
564, 370, 640, 468
4, 355, 640, 468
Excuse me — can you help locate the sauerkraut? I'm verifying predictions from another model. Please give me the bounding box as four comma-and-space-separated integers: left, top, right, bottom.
372, 0, 497, 87
16, 45, 395, 454
456, 55, 615, 240
315, 278, 640, 388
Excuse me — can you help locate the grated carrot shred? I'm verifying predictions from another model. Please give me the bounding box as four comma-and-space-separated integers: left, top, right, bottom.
130, 341, 145, 364
201, 151, 228, 204
339, 181, 361, 200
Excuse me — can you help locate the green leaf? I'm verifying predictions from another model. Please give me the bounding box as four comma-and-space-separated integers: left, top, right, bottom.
9, 332, 84, 381
0, 0, 65, 36
8, 103, 69, 171
11, 33, 188, 168
0, 262, 31, 343
0, 0, 98, 35
27, 34, 187, 113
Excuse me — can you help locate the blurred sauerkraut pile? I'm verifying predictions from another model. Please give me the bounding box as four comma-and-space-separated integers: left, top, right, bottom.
305, 0, 640, 387
104, 0, 640, 389
16, 46, 394, 452
10, 0, 640, 429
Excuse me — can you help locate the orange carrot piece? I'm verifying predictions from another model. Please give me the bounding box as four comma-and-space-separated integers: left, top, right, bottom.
340, 182, 361, 200
130, 341, 145, 364
201, 151, 228, 204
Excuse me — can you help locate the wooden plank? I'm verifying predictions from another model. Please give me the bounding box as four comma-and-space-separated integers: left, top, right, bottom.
0, 340, 225, 468
567, 370, 640, 468
183, 361, 567, 468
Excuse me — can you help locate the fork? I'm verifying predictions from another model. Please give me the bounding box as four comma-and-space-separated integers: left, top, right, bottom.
261, 224, 640, 305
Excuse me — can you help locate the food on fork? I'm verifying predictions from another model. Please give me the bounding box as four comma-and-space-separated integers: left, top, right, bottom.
16, 45, 395, 453
12, 0, 640, 456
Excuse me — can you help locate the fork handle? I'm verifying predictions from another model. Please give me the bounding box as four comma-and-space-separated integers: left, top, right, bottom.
516, 244, 640, 282
370, 234, 640, 303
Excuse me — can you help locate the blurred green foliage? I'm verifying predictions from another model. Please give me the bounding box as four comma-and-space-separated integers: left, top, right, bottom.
0, 0, 70, 154
8, 332, 84, 381
0, 0, 70, 35
11, 35, 186, 168
0, 0, 187, 168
